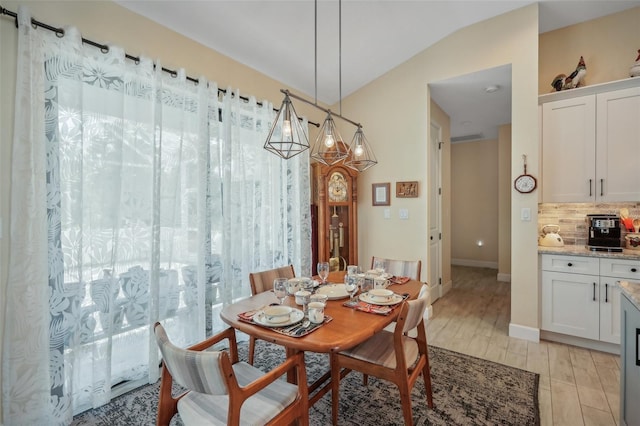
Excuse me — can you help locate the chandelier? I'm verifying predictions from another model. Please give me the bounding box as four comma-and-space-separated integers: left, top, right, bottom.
264, 0, 377, 172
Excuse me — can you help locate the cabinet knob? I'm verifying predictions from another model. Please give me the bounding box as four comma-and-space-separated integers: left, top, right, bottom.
631, 268, 637, 273
567, 262, 573, 267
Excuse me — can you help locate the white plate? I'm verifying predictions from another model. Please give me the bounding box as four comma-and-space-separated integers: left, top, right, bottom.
316, 284, 349, 300
253, 308, 304, 327
359, 292, 404, 306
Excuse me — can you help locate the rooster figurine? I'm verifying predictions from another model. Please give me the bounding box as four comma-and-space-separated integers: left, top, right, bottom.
551, 56, 587, 91
630, 49, 640, 77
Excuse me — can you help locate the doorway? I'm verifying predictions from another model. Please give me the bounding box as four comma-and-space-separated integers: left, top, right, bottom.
429, 64, 512, 286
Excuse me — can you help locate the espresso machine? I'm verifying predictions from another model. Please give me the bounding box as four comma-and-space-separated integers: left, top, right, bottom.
587, 214, 622, 252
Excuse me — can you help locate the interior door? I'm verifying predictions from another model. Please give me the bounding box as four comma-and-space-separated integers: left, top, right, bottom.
428, 121, 442, 300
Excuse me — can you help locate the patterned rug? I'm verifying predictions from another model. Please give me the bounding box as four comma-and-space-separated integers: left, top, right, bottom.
73, 340, 539, 425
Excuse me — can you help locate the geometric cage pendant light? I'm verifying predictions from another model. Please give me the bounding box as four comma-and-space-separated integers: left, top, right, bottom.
310, 111, 349, 165
263, 0, 376, 172
263, 90, 310, 159
344, 125, 377, 172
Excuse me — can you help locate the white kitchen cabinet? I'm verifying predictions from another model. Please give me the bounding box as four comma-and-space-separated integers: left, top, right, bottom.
540, 81, 640, 203
542, 270, 599, 339
596, 87, 640, 202
599, 276, 622, 344
541, 96, 595, 202
541, 254, 640, 346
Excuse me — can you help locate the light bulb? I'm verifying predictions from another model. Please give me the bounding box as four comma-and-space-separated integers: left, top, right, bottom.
324, 133, 335, 148
282, 119, 292, 141
354, 143, 364, 157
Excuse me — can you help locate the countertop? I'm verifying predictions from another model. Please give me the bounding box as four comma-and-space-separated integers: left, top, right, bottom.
619, 281, 640, 311
538, 245, 640, 261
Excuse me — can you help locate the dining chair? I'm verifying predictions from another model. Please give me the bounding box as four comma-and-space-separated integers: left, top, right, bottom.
330, 292, 433, 426
371, 256, 422, 280
154, 322, 309, 426
248, 265, 296, 364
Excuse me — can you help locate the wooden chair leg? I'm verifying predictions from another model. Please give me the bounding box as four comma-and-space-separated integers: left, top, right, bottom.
248, 336, 256, 365
330, 355, 341, 426
423, 353, 434, 408
397, 380, 414, 426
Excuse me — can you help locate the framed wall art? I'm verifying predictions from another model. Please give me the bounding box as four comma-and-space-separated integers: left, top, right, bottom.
372, 183, 390, 206
396, 181, 418, 198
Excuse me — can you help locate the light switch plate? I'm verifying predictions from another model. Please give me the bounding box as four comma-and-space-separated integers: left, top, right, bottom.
399, 209, 409, 220
383, 208, 391, 219
521, 208, 531, 221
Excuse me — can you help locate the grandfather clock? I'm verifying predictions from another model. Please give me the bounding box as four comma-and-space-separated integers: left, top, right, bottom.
312, 162, 358, 272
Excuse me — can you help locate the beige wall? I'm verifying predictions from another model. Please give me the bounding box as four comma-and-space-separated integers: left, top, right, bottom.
539, 7, 640, 95
339, 4, 540, 340
451, 140, 499, 266
498, 124, 512, 278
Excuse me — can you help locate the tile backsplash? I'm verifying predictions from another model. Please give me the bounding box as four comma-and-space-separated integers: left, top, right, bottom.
538, 203, 640, 246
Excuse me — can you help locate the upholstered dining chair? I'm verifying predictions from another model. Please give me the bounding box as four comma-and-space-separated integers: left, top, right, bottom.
330, 291, 433, 426
371, 256, 422, 280
154, 322, 309, 426
248, 265, 296, 364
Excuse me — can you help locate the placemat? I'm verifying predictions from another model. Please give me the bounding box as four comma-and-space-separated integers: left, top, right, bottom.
237, 309, 332, 337
343, 293, 408, 315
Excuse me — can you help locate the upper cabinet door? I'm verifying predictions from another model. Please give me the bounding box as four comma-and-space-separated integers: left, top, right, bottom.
541, 95, 596, 202
596, 87, 640, 202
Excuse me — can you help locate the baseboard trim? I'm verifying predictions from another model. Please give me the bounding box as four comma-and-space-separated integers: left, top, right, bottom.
509, 323, 540, 342
451, 259, 498, 269
540, 330, 620, 355
496, 272, 511, 282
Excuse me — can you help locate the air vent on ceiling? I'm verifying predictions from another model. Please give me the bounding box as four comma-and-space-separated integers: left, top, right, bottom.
451, 133, 484, 143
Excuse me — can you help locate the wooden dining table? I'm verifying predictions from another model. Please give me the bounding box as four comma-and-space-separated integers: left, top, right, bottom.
219, 271, 424, 406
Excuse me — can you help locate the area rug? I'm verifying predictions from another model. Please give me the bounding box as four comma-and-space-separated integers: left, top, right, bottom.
73, 340, 539, 425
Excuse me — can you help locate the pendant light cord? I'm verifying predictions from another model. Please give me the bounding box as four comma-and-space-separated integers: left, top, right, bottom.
339, 0, 342, 116
314, 0, 318, 105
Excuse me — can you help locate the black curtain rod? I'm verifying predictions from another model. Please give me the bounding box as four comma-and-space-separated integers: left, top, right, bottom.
0, 5, 319, 127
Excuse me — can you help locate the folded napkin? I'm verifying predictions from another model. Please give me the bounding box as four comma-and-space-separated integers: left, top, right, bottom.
389, 276, 411, 284
237, 306, 268, 322
348, 301, 394, 315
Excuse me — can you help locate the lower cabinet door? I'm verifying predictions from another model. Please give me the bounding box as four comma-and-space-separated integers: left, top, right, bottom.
542, 271, 599, 340
599, 278, 621, 344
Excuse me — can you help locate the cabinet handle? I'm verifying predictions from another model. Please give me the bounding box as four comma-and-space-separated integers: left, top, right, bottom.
600, 179, 604, 197
605, 283, 608, 303
632, 268, 638, 273
567, 262, 573, 267
593, 282, 596, 301
589, 179, 592, 197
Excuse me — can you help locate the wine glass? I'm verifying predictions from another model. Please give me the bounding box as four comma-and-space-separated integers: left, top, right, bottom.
373, 259, 386, 275
344, 274, 359, 306
347, 265, 359, 276
317, 262, 329, 284
273, 278, 288, 305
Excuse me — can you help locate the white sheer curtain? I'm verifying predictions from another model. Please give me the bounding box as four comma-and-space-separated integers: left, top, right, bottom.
3, 7, 311, 425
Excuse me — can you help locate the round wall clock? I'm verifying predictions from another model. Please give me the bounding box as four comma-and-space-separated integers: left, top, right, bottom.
514, 174, 537, 193
514, 154, 537, 193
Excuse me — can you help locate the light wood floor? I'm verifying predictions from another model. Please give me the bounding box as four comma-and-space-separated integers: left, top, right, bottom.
426, 265, 621, 426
